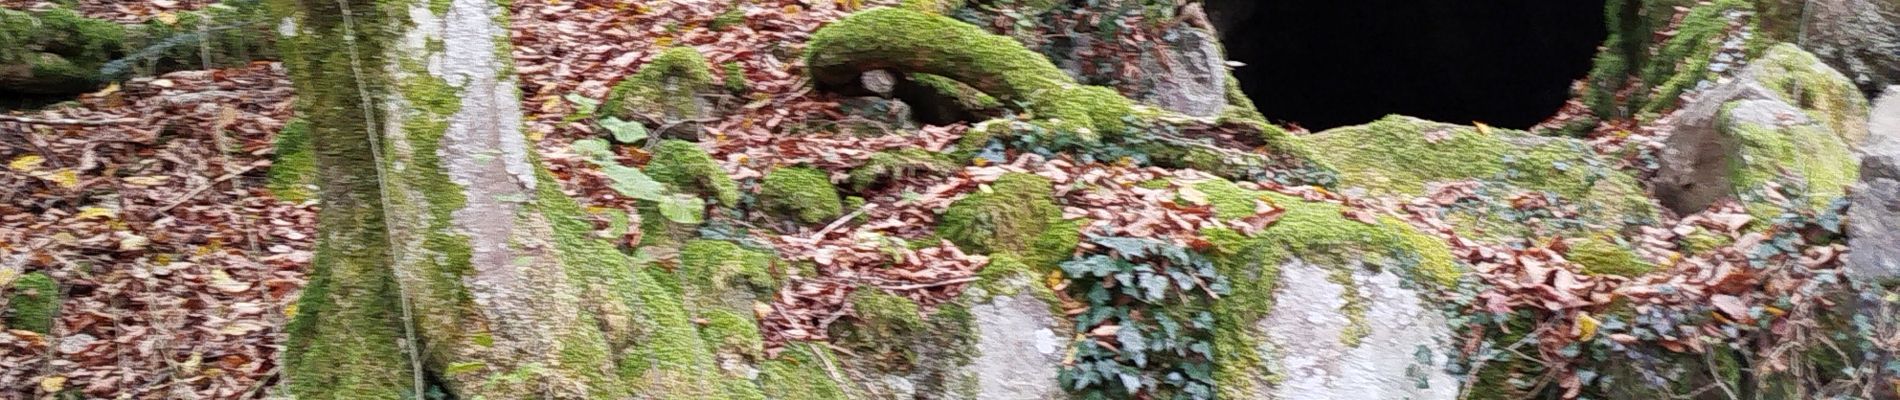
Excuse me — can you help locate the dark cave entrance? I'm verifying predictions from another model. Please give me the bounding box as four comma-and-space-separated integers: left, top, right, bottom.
1207, 0, 1608, 130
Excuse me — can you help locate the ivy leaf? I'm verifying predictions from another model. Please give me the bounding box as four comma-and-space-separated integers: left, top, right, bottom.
564, 93, 599, 116
1140, 273, 1169, 301
657, 194, 705, 224
601, 164, 667, 201
1092, 236, 1153, 257
571, 138, 613, 161
600, 116, 649, 143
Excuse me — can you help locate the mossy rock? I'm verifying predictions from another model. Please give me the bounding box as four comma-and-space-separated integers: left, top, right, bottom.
759, 166, 844, 224
1185, 177, 1461, 398
1746, 43, 1872, 147
4, 272, 58, 334
938, 173, 1079, 269
604, 46, 716, 124
805, 7, 1136, 141
829, 287, 925, 368
1301, 115, 1657, 238
647, 140, 742, 207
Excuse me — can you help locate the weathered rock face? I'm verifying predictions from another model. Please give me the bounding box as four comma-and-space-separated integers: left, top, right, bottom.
1799, 0, 1900, 97
1257, 259, 1460, 400
1849, 86, 1900, 281
1652, 44, 1868, 214
1137, 27, 1228, 119
961, 292, 1067, 399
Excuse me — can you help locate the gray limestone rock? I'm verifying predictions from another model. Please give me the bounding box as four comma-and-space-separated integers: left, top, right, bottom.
1848, 86, 1900, 281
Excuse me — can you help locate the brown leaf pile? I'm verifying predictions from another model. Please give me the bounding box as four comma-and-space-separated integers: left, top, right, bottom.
2, 63, 310, 398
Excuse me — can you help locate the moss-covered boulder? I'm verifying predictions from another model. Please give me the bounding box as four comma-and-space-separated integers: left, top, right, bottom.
3, 271, 58, 334
759, 166, 844, 224
1180, 177, 1463, 399
1652, 44, 1866, 216
648, 140, 741, 207
938, 173, 1079, 268
647, 240, 853, 399
1302, 115, 1658, 239
604, 47, 717, 138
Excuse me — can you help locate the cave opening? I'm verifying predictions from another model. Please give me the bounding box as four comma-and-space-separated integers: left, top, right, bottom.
1208, 0, 1609, 130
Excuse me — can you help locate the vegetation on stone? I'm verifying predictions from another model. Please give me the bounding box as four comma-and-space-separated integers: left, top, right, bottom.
760, 166, 844, 224
2, 0, 1894, 398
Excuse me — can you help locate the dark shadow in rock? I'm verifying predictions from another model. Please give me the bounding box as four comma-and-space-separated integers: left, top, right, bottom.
1209, 0, 1606, 130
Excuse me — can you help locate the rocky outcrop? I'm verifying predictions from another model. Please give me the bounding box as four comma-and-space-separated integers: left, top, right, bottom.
1651, 44, 1868, 215
1799, 0, 1900, 97
1257, 259, 1460, 400
1849, 86, 1900, 281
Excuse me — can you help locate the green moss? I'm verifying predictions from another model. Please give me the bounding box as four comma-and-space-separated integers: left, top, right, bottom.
1218, 71, 1269, 126
909, 73, 1002, 111
604, 46, 715, 121
804, 8, 1131, 141
267, 119, 317, 202
1723, 109, 1858, 213
3, 272, 57, 334
1569, 236, 1655, 276
1679, 227, 1730, 255
847, 149, 958, 192
829, 287, 926, 370
939, 173, 1079, 268
1747, 43, 1872, 146
758, 345, 850, 399
898, 0, 966, 14
709, 8, 746, 31
1302, 115, 1656, 237
721, 61, 747, 94
1637, 0, 1754, 115
647, 140, 741, 207
759, 166, 844, 224
1192, 177, 1460, 398
678, 240, 775, 297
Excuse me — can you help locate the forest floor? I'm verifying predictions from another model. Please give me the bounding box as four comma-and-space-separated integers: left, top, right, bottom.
0, 0, 1867, 398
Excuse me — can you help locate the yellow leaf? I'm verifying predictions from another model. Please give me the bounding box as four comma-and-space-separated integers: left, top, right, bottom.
124, 176, 169, 186
971, 157, 989, 166
1473, 122, 1493, 136
783, 4, 801, 14
8, 155, 44, 172
39, 376, 65, 393
155, 12, 179, 25
1576, 313, 1600, 341
76, 207, 116, 220
209, 269, 252, 294
283, 303, 299, 318
41, 169, 78, 189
